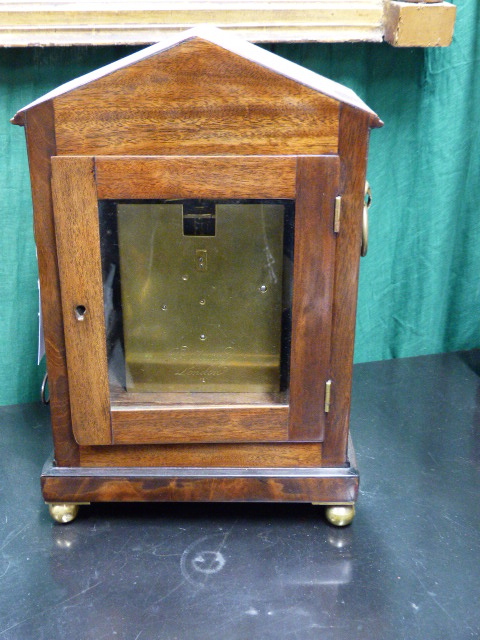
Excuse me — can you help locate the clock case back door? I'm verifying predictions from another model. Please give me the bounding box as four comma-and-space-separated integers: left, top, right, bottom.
51, 154, 339, 448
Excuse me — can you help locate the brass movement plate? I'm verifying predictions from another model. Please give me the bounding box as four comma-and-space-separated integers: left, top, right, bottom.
116, 202, 287, 392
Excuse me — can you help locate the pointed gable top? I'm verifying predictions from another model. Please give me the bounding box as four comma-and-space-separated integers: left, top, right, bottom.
12, 26, 382, 128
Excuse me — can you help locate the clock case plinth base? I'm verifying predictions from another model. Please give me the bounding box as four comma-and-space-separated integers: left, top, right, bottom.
41, 439, 359, 509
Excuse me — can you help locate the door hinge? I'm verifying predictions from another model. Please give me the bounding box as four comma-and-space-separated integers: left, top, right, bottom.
334, 196, 342, 234
324, 379, 332, 413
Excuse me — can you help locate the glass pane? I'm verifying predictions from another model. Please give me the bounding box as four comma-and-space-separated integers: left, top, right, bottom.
99, 199, 294, 394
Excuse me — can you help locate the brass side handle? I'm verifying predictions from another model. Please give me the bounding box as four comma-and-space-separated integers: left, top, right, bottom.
41, 372, 50, 405
361, 181, 371, 257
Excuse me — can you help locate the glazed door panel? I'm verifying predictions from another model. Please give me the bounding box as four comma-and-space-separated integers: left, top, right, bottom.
51, 155, 339, 446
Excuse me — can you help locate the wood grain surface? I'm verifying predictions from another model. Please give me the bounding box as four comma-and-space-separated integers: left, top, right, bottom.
80, 442, 323, 468
53, 39, 339, 157
25, 102, 79, 466
288, 155, 339, 441
11, 27, 384, 120
51, 156, 112, 446
322, 105, 370, 465
111, 405, 289, 444
95, 156, 297, 200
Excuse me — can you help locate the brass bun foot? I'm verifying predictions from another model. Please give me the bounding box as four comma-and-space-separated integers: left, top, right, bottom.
325, 504, 355, 527
48, 503, 83, 524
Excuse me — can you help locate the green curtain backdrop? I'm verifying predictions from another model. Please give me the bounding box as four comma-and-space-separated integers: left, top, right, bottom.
1, 0, 478, 406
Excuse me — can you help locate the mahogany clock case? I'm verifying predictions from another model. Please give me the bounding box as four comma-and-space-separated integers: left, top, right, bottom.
12, 26, 382, 523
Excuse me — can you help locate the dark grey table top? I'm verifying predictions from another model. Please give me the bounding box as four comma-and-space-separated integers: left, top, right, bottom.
1, 351, 479, 640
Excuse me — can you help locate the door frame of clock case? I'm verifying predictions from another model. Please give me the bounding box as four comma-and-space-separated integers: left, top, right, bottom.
51, 154, 340, 447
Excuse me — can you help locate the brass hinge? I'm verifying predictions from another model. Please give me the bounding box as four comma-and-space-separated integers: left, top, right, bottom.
334, 196, 342, 233
324, 379, 332, 413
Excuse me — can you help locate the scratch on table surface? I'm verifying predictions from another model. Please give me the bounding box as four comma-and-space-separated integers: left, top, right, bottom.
0, 580, 103, 637
0, 560, 11, 580
0, 524, 29, 552
257, 531, 277, 548
413, 570, 475, 631
156, 580, 185, 604
60, 581, 104, 613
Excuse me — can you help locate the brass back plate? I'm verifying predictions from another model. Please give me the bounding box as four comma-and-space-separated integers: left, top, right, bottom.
116, 202, 286, 392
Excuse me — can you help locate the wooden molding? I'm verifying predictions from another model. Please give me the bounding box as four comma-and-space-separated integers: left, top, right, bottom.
0, 1, 455, 48
384, 1, 456, 47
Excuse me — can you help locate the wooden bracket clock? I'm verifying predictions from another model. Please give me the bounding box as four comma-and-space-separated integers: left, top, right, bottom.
12, 26, 382, 526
